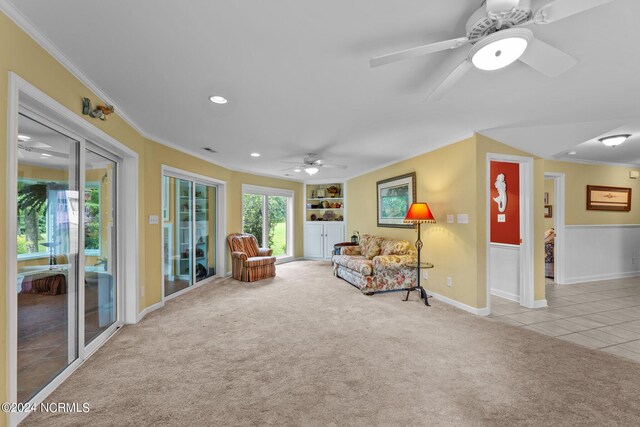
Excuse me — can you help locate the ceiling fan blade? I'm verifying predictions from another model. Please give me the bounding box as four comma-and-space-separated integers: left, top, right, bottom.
534, 0, 615, 24
281, 161, 304, 165
425, 59, 473, 102
320, 163, 348, 169
370, 37, 469, 68
486, 0, 520, 14
518, 37, 578, 77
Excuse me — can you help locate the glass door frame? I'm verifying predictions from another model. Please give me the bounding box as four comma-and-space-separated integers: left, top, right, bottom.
8, 105, 125, 423
161, 166, 226, 301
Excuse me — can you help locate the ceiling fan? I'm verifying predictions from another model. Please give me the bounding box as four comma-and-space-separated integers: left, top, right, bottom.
282, 154, 347, 176
370, 0, 615, 101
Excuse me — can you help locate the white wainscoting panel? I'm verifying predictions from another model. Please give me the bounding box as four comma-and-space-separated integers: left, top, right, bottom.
489, 243, 520, 302
564, 225, 640, 284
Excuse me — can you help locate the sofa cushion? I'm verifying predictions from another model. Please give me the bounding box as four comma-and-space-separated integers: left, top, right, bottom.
360, 235, 384, 259
245, 256, 276, 267
332, 255, 373, 276
380, 239, 410, 255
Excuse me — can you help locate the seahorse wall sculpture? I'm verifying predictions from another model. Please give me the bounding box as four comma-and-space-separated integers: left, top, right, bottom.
493, 173, 507, 213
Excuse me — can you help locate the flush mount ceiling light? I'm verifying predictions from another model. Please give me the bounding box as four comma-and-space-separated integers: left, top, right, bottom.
304, 167, 319, 176
250, 152, 261, 157
17, 134, 31, 141
599, 134, 631, 147
470, 28, 532, 71
209, 95, 228, 104
294, 168, 301, 172
567, 151, 577, 155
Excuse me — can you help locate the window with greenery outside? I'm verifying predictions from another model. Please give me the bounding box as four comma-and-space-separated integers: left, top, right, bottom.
242, 194, 287, 256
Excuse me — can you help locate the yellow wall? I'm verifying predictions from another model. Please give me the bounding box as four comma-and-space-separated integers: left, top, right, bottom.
0, 11, 302, 420
544, 179, 555, 230
545, 160, 640, 225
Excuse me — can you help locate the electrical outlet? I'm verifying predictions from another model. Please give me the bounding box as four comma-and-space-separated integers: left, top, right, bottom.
422, 270, 428, 279
446, 276, 453, 287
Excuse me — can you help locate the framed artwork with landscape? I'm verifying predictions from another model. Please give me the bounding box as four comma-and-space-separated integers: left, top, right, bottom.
376, 172, 416, 228
586, 185, 631, 211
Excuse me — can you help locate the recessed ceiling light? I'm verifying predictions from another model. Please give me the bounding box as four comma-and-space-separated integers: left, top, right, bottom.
250, 152, 260, 157
294, 168, 301, 172
18, 134, 31, 141
40, 153, 52, 157
567, 151, 577, 155
470, 28, 532, 71
209, 95, 228, 104
599, 134, 631, 147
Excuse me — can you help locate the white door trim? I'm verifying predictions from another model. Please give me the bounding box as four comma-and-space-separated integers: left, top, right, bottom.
544, 173, 566, 285
486, 153, 535, 313
6, 72, 138, 426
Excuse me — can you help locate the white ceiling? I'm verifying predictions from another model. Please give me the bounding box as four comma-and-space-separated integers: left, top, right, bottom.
6, 0, 640, 181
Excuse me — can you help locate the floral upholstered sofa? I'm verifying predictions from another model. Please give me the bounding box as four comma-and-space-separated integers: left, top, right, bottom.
332, 234, 417, 294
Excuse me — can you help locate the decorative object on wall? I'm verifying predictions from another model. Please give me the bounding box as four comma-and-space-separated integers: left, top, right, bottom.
586, 185, 632, 211
544, 192, 549, 204
376, 172, 416, 228
490, 161, 520, 245
544, 205, 552, 218
493, 173, 507, 213
403, 202, 436, 306
82, 97, 114, 121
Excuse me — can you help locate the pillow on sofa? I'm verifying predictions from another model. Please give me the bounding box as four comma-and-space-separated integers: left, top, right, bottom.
381, 239, 410, 255
360, 234, 383, 259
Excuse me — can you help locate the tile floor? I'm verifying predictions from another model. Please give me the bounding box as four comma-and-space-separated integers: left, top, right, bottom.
489, 276, 640, 362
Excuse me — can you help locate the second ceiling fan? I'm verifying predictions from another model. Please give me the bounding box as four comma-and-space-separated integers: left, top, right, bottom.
370, 0, 615, 101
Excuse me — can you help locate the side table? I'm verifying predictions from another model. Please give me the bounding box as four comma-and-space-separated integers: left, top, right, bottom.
404, 262, 434, 306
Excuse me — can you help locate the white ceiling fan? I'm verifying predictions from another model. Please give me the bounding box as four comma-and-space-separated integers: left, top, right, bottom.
370, 0, 615, 101
282, 154, 347, 176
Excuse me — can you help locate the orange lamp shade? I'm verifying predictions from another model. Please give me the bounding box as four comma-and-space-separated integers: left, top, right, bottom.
403, 202, 436, 224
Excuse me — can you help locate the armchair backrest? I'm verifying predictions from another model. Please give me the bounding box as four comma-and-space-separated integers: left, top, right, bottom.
227, 233, 260, 257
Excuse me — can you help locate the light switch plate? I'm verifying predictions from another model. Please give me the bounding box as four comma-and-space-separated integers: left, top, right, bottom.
497, 214, 506, 223
149, 215, 159, 225
457, 214, 469, 224
447, 214, 454, 224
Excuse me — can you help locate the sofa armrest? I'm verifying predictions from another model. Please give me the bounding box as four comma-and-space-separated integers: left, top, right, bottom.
373, 254, 417, 272
231, 251, 248, 261
341, 246, 361, 256
258, 248, 273, 256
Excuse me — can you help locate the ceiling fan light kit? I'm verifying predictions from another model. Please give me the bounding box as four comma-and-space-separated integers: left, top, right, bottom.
599, 134, 631, 147
470, 28, 532, 71
370, 0, 615, 100
304, 167, 319, 175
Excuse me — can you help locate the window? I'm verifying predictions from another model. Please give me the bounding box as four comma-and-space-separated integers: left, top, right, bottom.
84, 182, 101, 256
242, 185, 293, 258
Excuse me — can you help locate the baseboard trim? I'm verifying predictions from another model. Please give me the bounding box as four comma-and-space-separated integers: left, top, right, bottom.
429, 291, 489, 316
563, 271, 640, 285
490, 289, 519, 302
533, 299, 548, 308
136, 301, 164, 323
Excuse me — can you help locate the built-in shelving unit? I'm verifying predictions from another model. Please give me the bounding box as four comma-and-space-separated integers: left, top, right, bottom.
305, 183, 344, 222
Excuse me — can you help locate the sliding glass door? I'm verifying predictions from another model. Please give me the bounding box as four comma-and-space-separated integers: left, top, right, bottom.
163, 174, 218, 297
15, 111, 120, 403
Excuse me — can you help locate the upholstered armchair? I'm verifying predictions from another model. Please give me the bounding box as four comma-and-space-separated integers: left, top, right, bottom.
226, 233, 276, 282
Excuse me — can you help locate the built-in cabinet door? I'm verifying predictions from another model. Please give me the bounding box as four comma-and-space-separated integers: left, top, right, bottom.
304, 223, 324, 258
324, 223, 345, 258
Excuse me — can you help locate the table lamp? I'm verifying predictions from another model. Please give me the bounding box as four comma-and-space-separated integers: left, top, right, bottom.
403, 202, 436, 305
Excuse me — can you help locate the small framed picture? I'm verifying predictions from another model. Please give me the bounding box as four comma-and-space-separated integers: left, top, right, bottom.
544, 205, 552, 218
376, 172, 416, 228
544, 192, 549, 205
316, 189, 325, 198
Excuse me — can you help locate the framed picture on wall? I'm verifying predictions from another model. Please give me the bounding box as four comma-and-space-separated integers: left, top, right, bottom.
376, 172, 416, 228
544, 205, 552, 218
544, 192, 549, 205
586, 185, 632, 211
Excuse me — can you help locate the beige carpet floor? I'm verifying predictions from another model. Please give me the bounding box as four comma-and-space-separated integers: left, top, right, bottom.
24, 261, 640, 426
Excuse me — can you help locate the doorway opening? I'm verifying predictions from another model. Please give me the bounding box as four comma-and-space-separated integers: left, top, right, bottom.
544, 173, 565, 286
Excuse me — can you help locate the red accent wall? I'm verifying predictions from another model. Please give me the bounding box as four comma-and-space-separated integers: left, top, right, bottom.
490, 161, 520, 245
